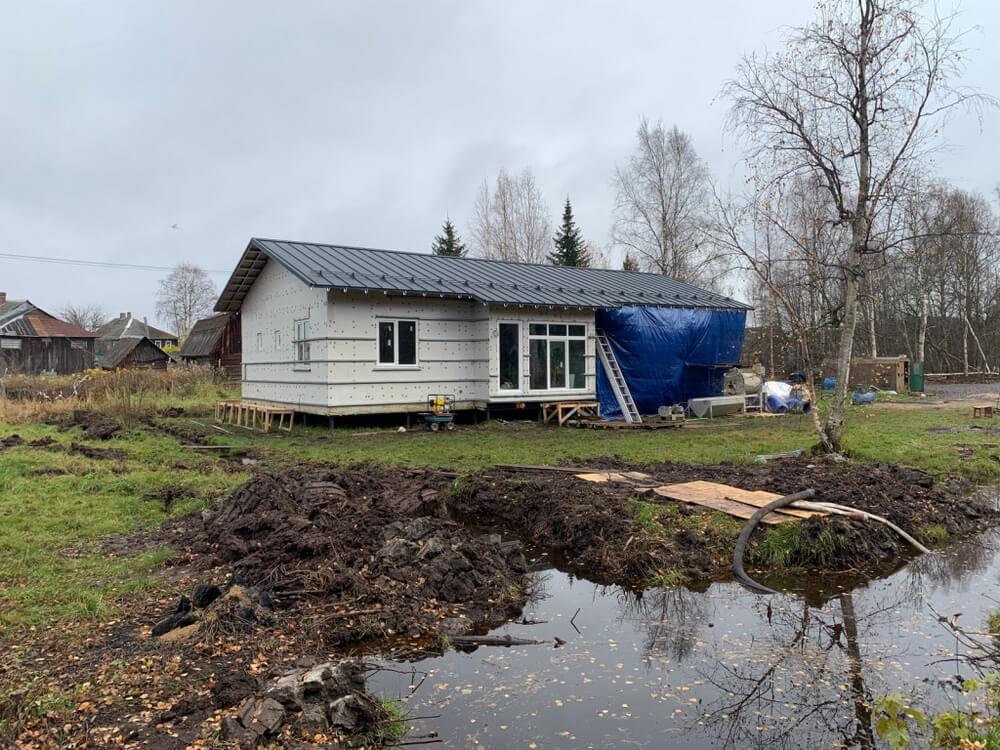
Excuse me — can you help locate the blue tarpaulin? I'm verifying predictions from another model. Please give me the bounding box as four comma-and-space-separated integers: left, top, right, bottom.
596, 307, 747, 419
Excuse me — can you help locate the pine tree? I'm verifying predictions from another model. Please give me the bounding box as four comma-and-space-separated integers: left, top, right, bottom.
549, 198, 590, 267
622, 252, 640, 272
431, 218, 467, 257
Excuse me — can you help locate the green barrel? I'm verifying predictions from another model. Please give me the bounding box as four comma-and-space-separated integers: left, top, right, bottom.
909, 361, 925, 392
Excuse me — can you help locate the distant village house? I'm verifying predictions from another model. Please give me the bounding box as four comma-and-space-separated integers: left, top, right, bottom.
0, 292, 97, 375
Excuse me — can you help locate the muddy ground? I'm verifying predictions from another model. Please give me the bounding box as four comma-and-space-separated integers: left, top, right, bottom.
3, 457, 996, 749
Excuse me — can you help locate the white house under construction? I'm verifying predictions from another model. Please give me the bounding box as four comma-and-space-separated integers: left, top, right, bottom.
214, 238, 750, 419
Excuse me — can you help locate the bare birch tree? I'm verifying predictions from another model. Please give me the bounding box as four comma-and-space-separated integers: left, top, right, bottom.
612, 120, 713, 284
60, 303, 106, 332
470, 168, 551, 263
722, 0, 992, 451
156, 263, 217, 339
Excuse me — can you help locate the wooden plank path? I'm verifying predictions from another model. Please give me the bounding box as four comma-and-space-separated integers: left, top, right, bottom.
573, 474, 826, 525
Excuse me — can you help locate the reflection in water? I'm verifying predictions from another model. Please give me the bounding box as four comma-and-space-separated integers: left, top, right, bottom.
368, 529, 1000, 750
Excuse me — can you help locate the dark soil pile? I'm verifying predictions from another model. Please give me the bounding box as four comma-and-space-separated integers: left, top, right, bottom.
451, 458, 997, 577
449, 474, 722, 583
61, 409, 120, 440
179, 466, 529, 645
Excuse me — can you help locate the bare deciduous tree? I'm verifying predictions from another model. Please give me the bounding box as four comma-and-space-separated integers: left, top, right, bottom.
612, 119, 714, 284
60, 303, 106, 332
470, 168, 551, 263
723, 0, 992, 451
156, 263, 216, 340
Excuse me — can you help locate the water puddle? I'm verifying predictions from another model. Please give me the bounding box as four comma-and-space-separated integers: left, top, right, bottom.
371, 515, 1000, 748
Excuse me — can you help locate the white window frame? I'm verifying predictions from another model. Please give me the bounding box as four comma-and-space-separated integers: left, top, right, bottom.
497, 321, 521, 392
274, 330, 281, 349
293, 319, 311, 370
375, 318, 419, 369
527, 322, 587, 391
256, 332, 263, 352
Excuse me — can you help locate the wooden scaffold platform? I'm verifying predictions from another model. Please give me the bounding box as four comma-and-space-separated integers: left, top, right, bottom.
215, 400, 295, 433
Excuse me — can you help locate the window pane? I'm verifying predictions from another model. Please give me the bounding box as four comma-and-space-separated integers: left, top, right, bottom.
529, 324, 547, 336
499, 323, 519, 390
529, 339, 548, 389
549, 340, 566, 389
569, 339, 585, 388
568, 324, 585, 337
378, 321, 394, 363
398, 320, 417, 365
549, 324, 567, 336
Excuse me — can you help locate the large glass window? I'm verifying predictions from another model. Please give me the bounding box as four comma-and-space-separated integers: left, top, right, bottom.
377, 320, 417, 366
498, 323, 519, 390
530, 339, 548, 389
527, 323, 587, 390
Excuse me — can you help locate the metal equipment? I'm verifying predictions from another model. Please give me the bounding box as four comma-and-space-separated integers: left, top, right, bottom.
419, 394, 456, 431
657, 404, 686, 423
687, 395, 746, 419
723, 367, 762, 397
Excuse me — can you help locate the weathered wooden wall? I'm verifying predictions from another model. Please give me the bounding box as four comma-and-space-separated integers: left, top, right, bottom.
0, 337, 94, 375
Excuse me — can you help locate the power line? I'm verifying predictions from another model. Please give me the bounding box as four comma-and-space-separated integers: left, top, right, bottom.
0, 251, 228, 274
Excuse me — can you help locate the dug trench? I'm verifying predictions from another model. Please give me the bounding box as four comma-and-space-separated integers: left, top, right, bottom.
4, 458, 996, 749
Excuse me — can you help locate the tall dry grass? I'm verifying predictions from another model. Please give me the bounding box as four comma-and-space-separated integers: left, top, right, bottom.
0, 365, 224, 424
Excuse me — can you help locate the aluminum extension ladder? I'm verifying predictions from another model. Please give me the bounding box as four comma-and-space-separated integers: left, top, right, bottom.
595, 329, 641, 424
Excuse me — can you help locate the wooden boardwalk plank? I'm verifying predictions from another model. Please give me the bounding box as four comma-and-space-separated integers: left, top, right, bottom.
654, 480, 824, 520
651, 486, 793, 524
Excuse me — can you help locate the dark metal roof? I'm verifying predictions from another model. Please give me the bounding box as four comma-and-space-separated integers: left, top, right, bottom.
215, 238, 750, 313
98, 337, 169, 369
179, 313, 229, 358
95, 315, 177, 342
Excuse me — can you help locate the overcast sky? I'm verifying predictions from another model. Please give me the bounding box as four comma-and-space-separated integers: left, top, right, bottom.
2, 1, 997, 328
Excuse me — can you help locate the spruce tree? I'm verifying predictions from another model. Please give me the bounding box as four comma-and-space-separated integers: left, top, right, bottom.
622, 252, 640, 272
431, 218, 467, 257
549, 198, 590, 267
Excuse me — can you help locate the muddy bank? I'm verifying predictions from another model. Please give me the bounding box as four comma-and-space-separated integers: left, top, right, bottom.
168, 466, 529, 646
451, 457, 997, 578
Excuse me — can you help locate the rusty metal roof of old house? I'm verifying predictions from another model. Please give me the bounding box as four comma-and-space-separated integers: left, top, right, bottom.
0, 300, 97, 338
215, 238, 750, 313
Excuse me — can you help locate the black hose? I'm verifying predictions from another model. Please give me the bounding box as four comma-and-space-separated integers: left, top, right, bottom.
732, 489, 817, 595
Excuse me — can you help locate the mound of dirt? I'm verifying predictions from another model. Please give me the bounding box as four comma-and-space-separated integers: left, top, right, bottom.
449, 474, 718, 583
179, 466, 529, 645
451, 458, 997, 576
63, 410, 120, 440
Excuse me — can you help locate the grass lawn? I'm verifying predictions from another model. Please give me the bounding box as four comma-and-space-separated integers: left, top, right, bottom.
187, 401, 1000, 480
0, 399, 996, 636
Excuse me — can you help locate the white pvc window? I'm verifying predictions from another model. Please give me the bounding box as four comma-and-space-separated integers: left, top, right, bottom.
528, 323, 586, 390
377, 319, 417, 366
293, 319, 310, 368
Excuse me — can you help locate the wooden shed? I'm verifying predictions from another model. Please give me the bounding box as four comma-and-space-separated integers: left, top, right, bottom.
179, 312, 241, 379
98, 337, 169, 370
826, 355, 910, 392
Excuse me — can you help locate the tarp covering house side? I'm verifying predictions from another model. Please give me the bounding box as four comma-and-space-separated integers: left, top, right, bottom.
596, 307, 747, 419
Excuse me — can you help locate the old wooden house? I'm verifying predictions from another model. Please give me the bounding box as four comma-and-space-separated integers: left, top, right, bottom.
0, 293, 97, 375
179, 312, 241, 378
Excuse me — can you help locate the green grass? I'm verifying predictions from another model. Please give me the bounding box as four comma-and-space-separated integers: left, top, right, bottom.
0, 422, 248, 633
0, 397, 994, 635
178, 403, 1000, 481
989, 610, 1000, 636
369, 697, 408, 745
750, 519, 853, 569
918, 523, 949, 546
